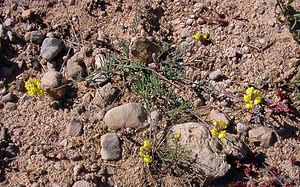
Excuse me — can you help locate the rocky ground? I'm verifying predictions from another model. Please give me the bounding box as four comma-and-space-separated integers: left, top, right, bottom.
0, 0, 300, 187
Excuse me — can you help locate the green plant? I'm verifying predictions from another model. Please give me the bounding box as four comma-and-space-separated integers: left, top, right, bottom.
210, 120, 227, 139
25, 77, 45, 97
161, 133, 191, 165
244, 87, 263, 109
139, 140, 153, 164
276, 0, 300, 42
134, 70, 161, 111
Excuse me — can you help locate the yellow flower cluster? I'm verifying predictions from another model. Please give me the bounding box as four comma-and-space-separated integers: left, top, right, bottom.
139, 140, 152, 164
210, 120, 227, 139
25, 77, 45, 97
169, 133, 181, 140
194, 31, 209, 42
243, 87, 262, 109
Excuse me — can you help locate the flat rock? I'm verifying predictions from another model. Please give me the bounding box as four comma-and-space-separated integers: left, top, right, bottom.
103, 103, 146, 130
208, 110, 230, 124
129, 36, 160, 64
100, 133, 121, 160
72, 180, 93, 187
4, 102, 17, 111
171, 122, 231, 182
67, 119, 83, 136
180, 28, 191, 38
40, 38, 64, 61
96, 83, 120, 106
249, 126, 276, 147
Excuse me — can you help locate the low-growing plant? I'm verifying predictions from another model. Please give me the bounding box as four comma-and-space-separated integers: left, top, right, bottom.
25, 77, 45, 97
161, 133, 191, 166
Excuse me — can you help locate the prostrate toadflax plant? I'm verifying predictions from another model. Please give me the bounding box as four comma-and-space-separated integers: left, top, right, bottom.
139, 140, 152, 164
193, 31, 209, 42
210, 120, 227, 139
244, 87, 263, 109
25, 77, 45, 97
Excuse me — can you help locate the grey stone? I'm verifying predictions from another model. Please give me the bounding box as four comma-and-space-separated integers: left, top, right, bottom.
66, 54, 85, 78
73, 164, 85, 176
171, 122, 231, 181
4, 18, 13, 27
72, 180, 93, 187
180, 28, 191, 38
236, 122, 249, 134
193, 3, 204, 12
0, 24, 7, 39
101, 133, 121, 160
41, 71, 63, 88
249, 126, 276, 147
97, 83, 120, 105
209, 69, 222, 80
257, 3, 265, 15
208, 110, 230, 125
147, 110, 162, 131
30, 31, 44, 44
67, 119, 83, 136
193, 98, 204, 107
1, 92, 14, 103
40, 38, 64, 61
103, 103, 146, 130
221, 134, 248, 159
4, 102, 17, 111
186, 18, 194, 26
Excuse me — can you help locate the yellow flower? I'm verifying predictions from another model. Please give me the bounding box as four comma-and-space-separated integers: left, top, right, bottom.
25, 77, 45, 97
143, 140, 152, 149
174, 133, 181, 139
143, 155, 152, 164
211, 120, 227, 139
218, 130, 226, 139
194, 31, 201, 40
244, 87, 263, 109
194, 31, 209, 42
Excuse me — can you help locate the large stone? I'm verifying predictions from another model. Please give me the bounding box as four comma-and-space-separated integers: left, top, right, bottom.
103, 103, 146, 130
249, 126, 276, 147
66, 53, 86, 78
129, 36, 160, 64
41, 70, 66, 99
1, 92, 14, 103
170, 122, 231, 182
101, 133, 121, 160
40, 38, 64, 61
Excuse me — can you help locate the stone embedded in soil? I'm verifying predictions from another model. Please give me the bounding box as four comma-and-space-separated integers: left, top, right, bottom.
103, 103, 146, 130
4, 102, 17, 111
97, 83, 120, 106
40, 38, 64, 61
21, 9, 32, 19
180, 28, 191, 38
129, 36, 160, 64
100, 133, 121, 160
209, 69, 223, 81
73, 164, 85, 176
147, 110, 162, 130
66, 56, 85, 78
208, 109, 230, 124
236, 122, 250, 134
41, 70, 66, 99
25, 31, 44, 44
249, 126, 277, 147
67, 119, 83, 136
72, 180, 93, 187
1, 92, 14, 103
170, 122, 231, 182
221, 134, 248, 159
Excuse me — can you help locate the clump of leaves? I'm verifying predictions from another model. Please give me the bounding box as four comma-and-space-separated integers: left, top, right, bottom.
276, 0, 300, 43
